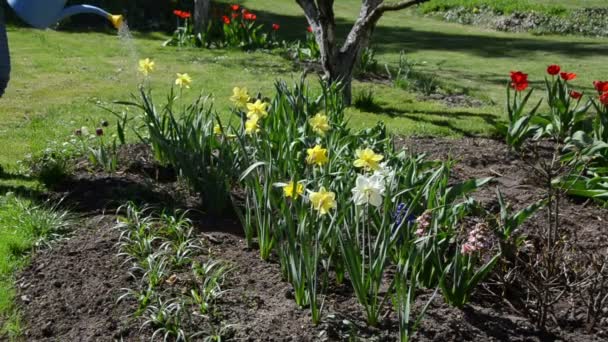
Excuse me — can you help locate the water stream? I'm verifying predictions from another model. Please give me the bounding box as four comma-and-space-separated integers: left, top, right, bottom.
117, 21, 140, 78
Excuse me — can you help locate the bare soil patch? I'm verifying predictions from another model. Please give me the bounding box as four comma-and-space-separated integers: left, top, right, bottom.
16, 138, 607, 341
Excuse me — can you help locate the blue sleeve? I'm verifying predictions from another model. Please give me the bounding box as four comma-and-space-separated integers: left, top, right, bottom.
0, 4, 11, 98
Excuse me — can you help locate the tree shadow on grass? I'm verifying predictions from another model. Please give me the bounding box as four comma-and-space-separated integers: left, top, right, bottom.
252, 10, 608, 59
358, 102, 501, 137
0, 169, 42, 199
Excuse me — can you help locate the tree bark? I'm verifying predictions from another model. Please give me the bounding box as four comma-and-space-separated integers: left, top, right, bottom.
295, 0, 429, 105
193, 0, 211, 35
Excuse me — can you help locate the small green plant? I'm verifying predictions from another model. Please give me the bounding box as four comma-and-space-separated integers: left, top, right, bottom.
143, 298, 189, 342
115, 203, 229, 339
354, 89, 379, 112
190, 260, 229, 315
355, 47, 379, 77
385, 51, 439, 96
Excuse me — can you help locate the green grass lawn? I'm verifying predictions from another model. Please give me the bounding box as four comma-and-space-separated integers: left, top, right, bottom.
1, 0, 608, 337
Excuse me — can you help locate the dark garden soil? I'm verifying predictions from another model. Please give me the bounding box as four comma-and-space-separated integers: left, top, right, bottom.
16, 139, 608, 341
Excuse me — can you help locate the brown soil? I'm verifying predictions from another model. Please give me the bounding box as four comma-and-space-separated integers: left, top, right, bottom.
16, 138, 608, 341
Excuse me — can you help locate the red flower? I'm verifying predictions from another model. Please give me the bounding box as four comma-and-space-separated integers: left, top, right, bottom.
600, 92, 608, 106
510, 71, 528, 84
173, 10, 191, 19
546, 64, 560, 76
231, 4, 240, 11
222, 15, 231, 25
593, 81, 608, 93
243, 12, 256, 21
173, 10, 192, 19
560, 72, 576, 81
512, 81, 529, 92
510, 71, 529, 92
307, 26, 313, 33
569, 90, 583, 100
272, 23, 280, 31
231, 13, 239, 19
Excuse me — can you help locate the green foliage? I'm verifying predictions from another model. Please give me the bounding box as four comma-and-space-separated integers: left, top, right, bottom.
354, 89, 378, 112
385, 51, 440, 96
118, 88, 240, 216
116, 203, 229, 340
500, 68, 608, 203
0, 194, 73, 338
164, 5, 277, 50
419, 0, 567, 16
355, 47, 379, 77
498, 86, 542, 151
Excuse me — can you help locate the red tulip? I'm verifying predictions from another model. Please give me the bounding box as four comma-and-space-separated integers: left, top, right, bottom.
231, 4, 240, 11
510, 71, 529, 92
593, 81, 608, 93
243, 12, 256, 21
546, 64, 560, 75
512, 81, 529, 92
569, 90, 583, 100
510, 71, 528, 84
560, 72, 576, 81
272, 23, 280, 31
600, 92, 608, 106
307, 26, 313, 33
232, 13, 239, 19
173, 10, 189, 19
222, 15, 231, 25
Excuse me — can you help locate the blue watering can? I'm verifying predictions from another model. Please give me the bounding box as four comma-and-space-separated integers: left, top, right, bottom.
0, 0, 124, 97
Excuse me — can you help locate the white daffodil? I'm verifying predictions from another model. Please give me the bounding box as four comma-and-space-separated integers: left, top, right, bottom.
373, 162, 396, 190
351, 174, 386, 207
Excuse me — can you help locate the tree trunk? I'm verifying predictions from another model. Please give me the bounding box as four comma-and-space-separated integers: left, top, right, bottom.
193, 0, 211, 35
295, 0, 429, 105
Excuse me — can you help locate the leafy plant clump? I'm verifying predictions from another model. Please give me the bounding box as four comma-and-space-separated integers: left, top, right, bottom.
21, 121, 119, 187
116, 203, 232, 341
499, 66, 608, 329
165, 4, 280, 50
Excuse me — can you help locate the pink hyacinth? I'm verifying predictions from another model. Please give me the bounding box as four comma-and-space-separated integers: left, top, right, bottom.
461, 222, 490, 255
415, 210, 432, 237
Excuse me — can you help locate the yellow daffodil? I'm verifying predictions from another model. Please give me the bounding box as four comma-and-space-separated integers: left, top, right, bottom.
230, 87, 250, 109
175, 73, 192, 89
353, 148, 383, 171
138, 58, 155, 76
309, 187, 337, 216
245, 115, 260, 135
246, 99, 269, 119
213, 124, 222, 135
308, 113, 331, 136
283, 181, 304, 199
306, 145, 329, 166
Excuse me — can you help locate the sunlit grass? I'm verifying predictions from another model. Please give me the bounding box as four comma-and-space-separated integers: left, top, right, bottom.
0, 194, 73, 338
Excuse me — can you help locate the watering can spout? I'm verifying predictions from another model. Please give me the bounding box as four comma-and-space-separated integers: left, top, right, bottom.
109, 15, 124, 30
